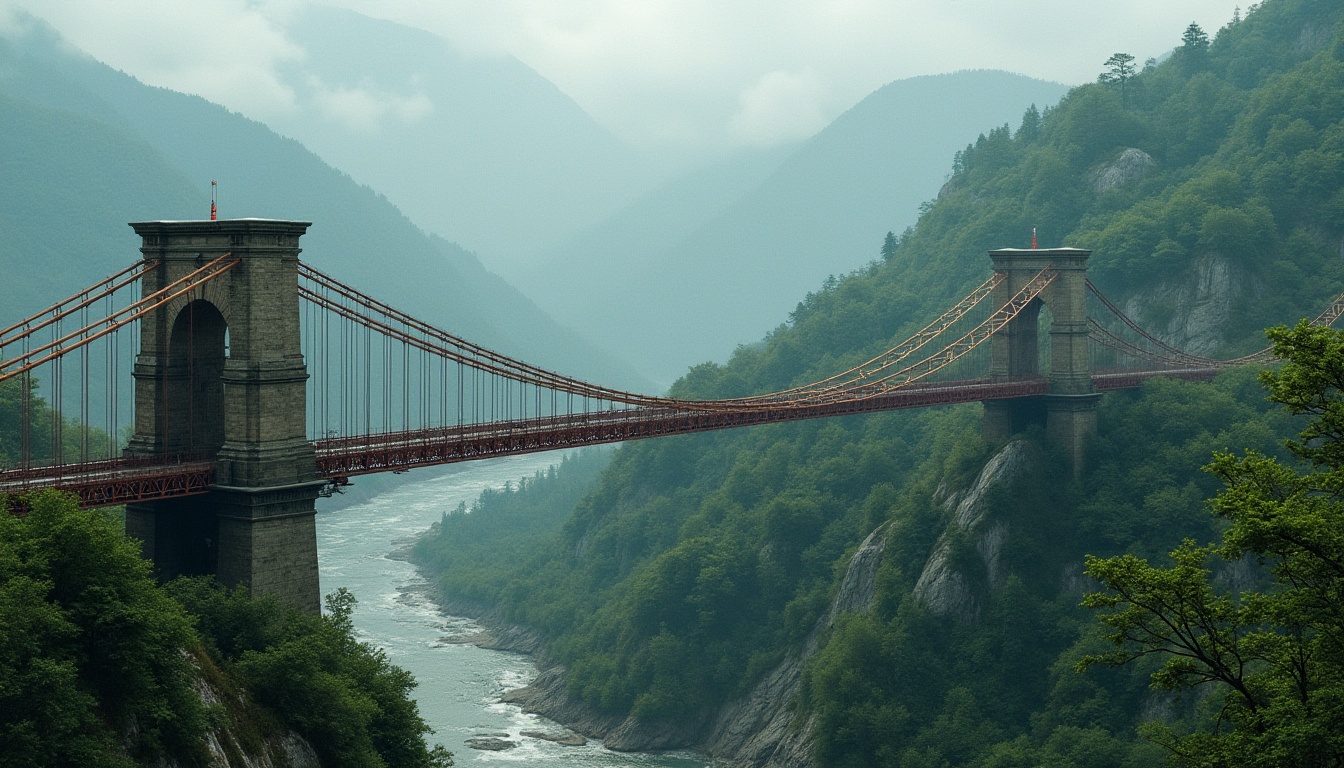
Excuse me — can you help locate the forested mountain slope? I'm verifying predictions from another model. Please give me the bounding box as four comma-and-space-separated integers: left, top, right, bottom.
0, 15, 648, 390
411, 0, 1344, 764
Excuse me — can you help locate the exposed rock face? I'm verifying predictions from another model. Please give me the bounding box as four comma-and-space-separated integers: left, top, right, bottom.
464, 736, 517, 751
494, 520, 895, 767
697, 520, 892, 767
913, 440, 1035, 621
1058, 561, 1090, 600
1090, 148, 1156, 195
499, 666, 628, 740
150, 657, 320, 768
1121, 254, 1242, 355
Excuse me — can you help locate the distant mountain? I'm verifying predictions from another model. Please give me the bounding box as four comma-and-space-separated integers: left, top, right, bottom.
260, 5, 653, 271
520, 70, 1070, 384
0, 14, 650, 391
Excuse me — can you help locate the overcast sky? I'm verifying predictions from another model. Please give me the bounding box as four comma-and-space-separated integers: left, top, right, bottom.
3, 0, 1241, 154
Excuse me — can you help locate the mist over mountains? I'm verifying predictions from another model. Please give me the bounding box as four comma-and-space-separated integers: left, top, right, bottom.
259, 5, 654, 270
521, 71, 1069, 384
0, 12, 648, 390
1, 5, 1068, 392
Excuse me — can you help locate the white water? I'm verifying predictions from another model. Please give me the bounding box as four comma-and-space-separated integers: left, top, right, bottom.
315, 453, 714, 767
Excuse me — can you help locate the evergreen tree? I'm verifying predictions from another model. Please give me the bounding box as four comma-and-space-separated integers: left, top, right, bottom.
1017, 103, 1042, 142
881, 231, 899, 261
1182, 22, 1211, 50
1099, 53, 1138, 106
1180, 22, 1212, 70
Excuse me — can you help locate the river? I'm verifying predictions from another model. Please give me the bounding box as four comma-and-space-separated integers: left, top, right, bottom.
315, 452, 715, 767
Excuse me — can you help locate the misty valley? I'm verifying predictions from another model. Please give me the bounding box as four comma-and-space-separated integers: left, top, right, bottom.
4, 1, 1344, 767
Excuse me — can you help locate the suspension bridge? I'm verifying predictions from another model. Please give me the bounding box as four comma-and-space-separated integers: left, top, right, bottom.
0, 220, 1335, 611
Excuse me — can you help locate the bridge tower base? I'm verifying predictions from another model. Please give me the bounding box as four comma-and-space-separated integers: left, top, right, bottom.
124, 220, 321, 613
1044, 393, 1102, 477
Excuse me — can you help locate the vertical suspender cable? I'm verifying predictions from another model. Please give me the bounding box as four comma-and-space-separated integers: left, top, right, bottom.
188, 296, 195, 452
365, 323, 371, 438
53, 314, 62, 465
80, 299, 89, 463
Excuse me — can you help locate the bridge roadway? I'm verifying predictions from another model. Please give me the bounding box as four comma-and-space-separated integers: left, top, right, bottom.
0, 368, 1217, 510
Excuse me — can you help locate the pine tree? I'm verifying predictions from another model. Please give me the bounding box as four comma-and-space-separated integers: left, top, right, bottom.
881, 231, 899, 261
1099, 53, 1137, 106
1017, 103, 1041, 142
1182, 22, 1210, 52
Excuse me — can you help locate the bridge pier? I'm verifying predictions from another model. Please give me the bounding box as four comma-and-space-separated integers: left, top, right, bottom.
124, 220, 322, 613
983, 248, 1098, 476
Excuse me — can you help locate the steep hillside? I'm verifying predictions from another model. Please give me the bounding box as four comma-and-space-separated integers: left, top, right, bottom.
415, 0, 1344, 765
0, 91, 199, 317
521, 70, 1070, 384
0, 490, 451, 767
0, 15, 649, 390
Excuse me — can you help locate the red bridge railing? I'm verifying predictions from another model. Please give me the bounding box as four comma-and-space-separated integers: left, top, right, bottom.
0, 366, 1231, 510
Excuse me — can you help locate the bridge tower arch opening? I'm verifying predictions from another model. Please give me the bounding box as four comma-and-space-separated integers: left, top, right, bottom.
124, 220, 323, 613
165, 299, 228, 456
983, 248, 1101, 473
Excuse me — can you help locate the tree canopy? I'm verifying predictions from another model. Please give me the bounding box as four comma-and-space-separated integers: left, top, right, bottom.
1082, 321, 1344, 767
0, 490, 453, 767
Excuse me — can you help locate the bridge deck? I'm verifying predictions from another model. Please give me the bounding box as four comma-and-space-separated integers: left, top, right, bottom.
0, 368, 1219, 510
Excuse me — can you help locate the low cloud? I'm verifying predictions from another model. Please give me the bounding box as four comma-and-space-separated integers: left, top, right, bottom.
4, 0, 1243, 156
729, 69, 829, 147
304, 78, 435, 133
2, 0, 305, 117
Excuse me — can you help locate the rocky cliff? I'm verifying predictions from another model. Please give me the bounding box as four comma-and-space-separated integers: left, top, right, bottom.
152, 651, 320, 768
493, 518, 894, 767
1121, 254, 1247, 355
913, 440, 1036, 621
481, 441, 1049, 766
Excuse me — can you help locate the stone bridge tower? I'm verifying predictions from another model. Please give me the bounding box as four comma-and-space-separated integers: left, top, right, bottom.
982, 247, 1101, 472
123, 219, 322, 613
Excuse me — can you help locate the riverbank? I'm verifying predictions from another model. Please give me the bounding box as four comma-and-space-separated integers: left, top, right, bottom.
406, 519, 895, 768
315, 453, 713, 767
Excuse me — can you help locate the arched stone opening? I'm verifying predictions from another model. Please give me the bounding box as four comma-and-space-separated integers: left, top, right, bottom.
165, 299, 228, 456
1037, 301, 1054, 376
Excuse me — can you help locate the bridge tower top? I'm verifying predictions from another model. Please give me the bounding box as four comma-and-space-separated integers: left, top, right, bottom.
987, 247, 1092, 395
126, 218, 315, 486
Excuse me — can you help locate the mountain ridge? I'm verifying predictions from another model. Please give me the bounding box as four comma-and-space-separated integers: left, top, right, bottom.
519, 69, 1071, 384
0, 12, 650, 390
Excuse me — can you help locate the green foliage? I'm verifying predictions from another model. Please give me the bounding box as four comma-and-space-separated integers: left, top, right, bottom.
414, 1, 1344, 765
1082, 322, 1344, 766
0, 491, 207, 767
0, 484, 451, 767
409, 448, 611, 607
166, 579, 453, 768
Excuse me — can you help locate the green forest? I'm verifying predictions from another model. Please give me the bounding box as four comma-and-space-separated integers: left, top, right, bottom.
412, 1, 1344, 765
0, 486, 452, 766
